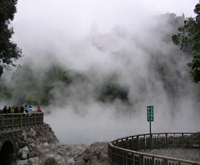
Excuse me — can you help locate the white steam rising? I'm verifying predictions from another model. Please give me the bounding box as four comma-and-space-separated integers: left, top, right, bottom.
1, 0, 199, 144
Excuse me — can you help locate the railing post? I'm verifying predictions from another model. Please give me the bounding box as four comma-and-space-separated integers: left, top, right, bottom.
28, 115, 29, 126
34, 113, 37, 125
136, 136, 139, 151
181, 133, 184, 148
126, 137, 129, 149
123, 150, 125, 165
12, 114, 14, 129
139, 155, 143, 165
20, 114, 22, 128
110, 144, 113, 164
199, 133, 200, 150
163, 159, 168, 165
151, 156, 154, 165
133, 153, 135, 165
150, 133, 152, 150
165, 133, 168, 148
2, 115, 4, 129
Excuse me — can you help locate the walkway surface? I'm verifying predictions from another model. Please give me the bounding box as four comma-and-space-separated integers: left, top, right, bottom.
144, 149, 200, 162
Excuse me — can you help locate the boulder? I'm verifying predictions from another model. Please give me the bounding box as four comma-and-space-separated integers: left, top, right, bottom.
67, 158, 75, 165
28, 157, 39, 164
18, 146, 29, 153
26, 137, 36, 144
29, 143, 36, 149
19, 141, 27, 148
44, 142, 50, 148
84, 153, 92, 162
16, 159, 29, 165
28, 151, 38, 158
44, 157, 56, 165
76, 159, 85, 165
99, 154, 108, 162
84, 148, 90, 154
46, 153, 55, 158
18, 150, 28, 160
21, 131, 27, 141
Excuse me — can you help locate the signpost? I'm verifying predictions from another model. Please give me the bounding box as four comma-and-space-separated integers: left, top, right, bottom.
147, 106, 154, 122
147, 106, 154, 149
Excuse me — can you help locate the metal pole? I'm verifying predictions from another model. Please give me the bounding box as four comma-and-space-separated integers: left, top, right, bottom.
150, 121, 152, 149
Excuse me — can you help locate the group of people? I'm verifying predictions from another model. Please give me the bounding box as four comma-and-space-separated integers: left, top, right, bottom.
2, 105, 43, 115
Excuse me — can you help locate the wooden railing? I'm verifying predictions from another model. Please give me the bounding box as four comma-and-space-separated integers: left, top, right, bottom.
108, 132, 200, 165
0, 113, 44, 130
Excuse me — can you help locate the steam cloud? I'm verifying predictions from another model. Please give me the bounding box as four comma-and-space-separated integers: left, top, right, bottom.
0, 0, 199, 144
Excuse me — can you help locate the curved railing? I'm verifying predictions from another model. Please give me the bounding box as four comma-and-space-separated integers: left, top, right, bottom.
0, 113, 44, 130
108, 132, 200, 165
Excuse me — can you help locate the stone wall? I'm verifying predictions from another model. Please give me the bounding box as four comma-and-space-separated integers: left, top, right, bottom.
16, 123, 60, 165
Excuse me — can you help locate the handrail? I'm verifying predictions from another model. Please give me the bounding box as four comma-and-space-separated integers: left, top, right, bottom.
0, 113, 44, 130
108, 132, 200, 165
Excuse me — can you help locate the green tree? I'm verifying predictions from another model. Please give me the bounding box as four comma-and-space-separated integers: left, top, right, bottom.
172, 2, 200, 83
0, 0, 22, 77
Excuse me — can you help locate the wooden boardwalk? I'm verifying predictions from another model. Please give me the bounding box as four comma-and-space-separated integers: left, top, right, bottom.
0, 113, 43, 130
108, 132, 200, 165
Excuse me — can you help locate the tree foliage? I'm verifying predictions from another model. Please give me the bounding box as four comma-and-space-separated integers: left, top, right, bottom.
172, 2, 200, 83
98, 75, 128, 102
0, 0, 22, 76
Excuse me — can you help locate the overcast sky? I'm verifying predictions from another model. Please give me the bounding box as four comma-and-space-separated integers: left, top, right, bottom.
11, 0, 198, 60
13, 0, 197, 37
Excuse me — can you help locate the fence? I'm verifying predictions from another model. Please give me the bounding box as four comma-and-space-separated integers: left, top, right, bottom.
0, 113, 44, 130
108, 132, 200, 165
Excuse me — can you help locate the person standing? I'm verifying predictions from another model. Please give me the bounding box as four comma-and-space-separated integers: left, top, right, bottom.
27, 106, 32, 116
3, 105, 8, 113
8, 107, 11, 113
24, 105, 28, 113
37, 107, 42, 113
20, 106, 25, 113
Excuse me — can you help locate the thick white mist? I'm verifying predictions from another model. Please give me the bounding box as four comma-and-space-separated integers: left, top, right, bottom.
1, 0, 198, 144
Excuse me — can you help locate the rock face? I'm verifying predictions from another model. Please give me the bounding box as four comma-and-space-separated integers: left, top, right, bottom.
16, 124, 109, 165
73, 142, 109, 165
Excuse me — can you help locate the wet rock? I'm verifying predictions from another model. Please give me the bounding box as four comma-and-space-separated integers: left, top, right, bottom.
44, 157, 56, 165
76, 159, 85, 165
67, 158, 76, 165
18, 150, 28, 160
28, 143, 36, 149
21, 131, 27, 141
19, 141, 27, 148
44, 142, 49, 148
16, 159, 29, 165
26, 137, 36, 144
28, 151, 37, 158
95, 149, 101, 158
99, 154, 108, 162
39, 136, 47, 142
33, 145, 40, 152
84, 153, 92, 162
84, 148, 90, 154
28, 157, 39, 164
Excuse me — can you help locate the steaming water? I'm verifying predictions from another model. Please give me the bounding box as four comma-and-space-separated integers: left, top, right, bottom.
0, 0, 199, 144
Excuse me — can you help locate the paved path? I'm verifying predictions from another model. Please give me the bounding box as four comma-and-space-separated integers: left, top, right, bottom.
144, 149, 200, 162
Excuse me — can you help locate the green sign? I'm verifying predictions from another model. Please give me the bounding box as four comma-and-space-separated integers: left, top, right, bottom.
147, 106, 154, 122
